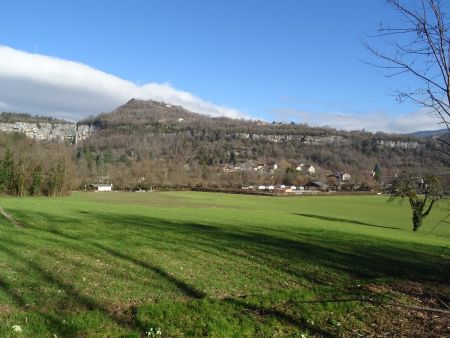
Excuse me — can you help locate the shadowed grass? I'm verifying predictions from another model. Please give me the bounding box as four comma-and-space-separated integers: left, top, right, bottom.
0, 192, 448, 337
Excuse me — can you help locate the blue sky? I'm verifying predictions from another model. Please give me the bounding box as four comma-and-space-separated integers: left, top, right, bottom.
0, 0, 442, 132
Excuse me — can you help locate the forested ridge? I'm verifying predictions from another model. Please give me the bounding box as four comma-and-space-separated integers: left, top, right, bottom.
76, 99, 449, 189
1, 99, 449, 192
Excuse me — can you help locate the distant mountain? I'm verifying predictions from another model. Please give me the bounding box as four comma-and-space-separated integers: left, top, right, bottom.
405, 128, 449, 138
76, 99, 449, 185
1, 99, 448, 190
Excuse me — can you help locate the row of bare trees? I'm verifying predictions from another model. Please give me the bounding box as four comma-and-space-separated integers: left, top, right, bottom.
0, 134, 75, 196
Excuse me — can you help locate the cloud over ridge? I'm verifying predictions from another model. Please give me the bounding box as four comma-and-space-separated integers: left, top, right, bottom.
0, 45, 443, 133
271, 107, 443, 133
0, 45, 246, 121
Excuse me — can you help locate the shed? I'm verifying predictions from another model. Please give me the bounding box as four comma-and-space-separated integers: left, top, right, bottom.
305, 181, 328, 191
91, 184, 113, 192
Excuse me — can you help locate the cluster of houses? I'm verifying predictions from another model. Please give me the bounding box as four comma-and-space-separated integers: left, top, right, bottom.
243, 184, 305, 193
220, 161, 317, 175
242, 181, 330, 193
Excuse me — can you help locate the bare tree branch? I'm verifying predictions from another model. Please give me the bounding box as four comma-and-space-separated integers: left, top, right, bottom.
366, 0, 450, 131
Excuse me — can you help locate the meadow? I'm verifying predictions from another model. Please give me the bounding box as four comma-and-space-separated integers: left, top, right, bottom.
0, 192, 448, 337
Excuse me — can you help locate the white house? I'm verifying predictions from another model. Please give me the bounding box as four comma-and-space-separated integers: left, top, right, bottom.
295, 163, 305, 171
91, 184, 112, 192
255, 163, 266, 172
342, 173, 351, 181
304, 165, 316, 175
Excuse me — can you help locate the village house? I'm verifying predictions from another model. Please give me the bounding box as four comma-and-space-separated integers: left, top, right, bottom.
304, 164, 316, 176
304, 181, 328, 191
266, 160, 278, 171
90, 183, 113, 192
295, 163, 305, 171
330, 171, 351, 182
255, 163, 266, 172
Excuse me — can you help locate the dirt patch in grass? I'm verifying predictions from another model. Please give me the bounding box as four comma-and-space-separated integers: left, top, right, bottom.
0, 207, 23, 228
357, 281, 450, 337
0, 305, 16, 314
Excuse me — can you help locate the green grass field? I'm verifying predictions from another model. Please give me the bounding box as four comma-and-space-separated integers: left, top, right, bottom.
0, 192, 448, 337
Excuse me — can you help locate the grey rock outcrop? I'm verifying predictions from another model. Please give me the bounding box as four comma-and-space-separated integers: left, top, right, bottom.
0, 122, 95, 143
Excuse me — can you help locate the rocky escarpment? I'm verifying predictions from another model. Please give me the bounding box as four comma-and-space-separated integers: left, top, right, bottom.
0, 120, 422, 149
0, 122, 95, 143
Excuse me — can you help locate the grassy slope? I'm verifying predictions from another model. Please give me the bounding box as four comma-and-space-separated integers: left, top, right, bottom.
0, 192, 448, 337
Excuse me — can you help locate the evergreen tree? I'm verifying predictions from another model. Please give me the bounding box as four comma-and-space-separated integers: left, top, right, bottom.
373, 163, 382, 182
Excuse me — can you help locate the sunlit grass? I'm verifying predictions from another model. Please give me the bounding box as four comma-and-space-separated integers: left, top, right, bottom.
0, 192, 448, 337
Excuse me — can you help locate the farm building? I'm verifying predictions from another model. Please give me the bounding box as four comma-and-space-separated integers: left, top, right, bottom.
90, 184, 113, 192
305, 181, 328, 191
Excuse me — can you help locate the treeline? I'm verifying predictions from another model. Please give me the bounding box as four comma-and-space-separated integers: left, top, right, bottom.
0, 112, 68, 124
0, 133, 74, 196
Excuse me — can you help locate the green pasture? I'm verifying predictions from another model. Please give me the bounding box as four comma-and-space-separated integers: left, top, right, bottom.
0, 192, 448, 337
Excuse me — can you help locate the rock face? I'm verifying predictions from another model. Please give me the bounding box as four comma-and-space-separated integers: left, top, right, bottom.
0, 122, 95, 143
376, 140, 419, 149
0, 119, 422, 150
75, 124, 97, 143
232, 133, 346, 145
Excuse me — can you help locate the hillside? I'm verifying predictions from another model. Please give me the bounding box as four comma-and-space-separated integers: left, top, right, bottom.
75, 99, 450, 189
0, 100, 448, 190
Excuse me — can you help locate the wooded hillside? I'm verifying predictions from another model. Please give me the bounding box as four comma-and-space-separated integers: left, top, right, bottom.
74, 99, 450, 190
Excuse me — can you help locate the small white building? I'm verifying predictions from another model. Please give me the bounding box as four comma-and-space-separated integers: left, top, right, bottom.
295, 163, 305, 171
304, 165, 316, 175
91, 184, 112, 192
342, 173, 351, 181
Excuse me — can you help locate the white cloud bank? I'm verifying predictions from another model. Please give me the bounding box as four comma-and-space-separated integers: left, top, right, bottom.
272, 108, 444, 133
0, 45, 444, 133
0, 45, 246, 121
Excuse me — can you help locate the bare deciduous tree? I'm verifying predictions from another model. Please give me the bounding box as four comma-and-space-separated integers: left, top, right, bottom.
365, 0, 450, 131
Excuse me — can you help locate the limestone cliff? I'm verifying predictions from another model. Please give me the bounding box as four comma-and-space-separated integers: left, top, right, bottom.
0, 122, 95, 143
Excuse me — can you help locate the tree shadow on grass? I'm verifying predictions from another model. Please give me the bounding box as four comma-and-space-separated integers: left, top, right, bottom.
2, 208, 450, 336
295, 213, 400, 230
0, 249, 111, 337
223, 297, 335, 337
9, 207, 450, 283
